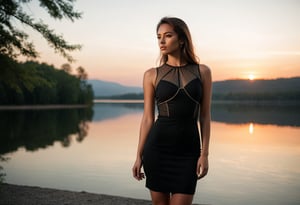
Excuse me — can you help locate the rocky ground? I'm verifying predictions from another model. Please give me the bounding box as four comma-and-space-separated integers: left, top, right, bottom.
0, 183, 206, 205
0, 183, 151, 205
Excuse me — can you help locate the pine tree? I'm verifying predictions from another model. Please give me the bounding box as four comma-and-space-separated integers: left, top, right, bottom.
0, 0, 82, 62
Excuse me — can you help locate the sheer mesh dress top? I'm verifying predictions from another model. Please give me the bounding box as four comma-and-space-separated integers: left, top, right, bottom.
142, 63, 203, 195
155, 63, 202, 119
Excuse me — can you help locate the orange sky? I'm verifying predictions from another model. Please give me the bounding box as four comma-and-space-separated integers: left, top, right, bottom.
20, 0, 300, 86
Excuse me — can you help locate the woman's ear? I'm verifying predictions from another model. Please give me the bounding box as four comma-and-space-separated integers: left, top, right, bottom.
179, 41, 184, 48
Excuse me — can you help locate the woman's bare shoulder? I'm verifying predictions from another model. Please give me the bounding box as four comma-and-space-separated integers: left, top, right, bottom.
144, 67, 156, 75
199, 64, 212, 79
143, 67, 157, 85
199, 64, 211, 72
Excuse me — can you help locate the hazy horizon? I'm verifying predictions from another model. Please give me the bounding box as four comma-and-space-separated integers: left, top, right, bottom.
17, 0, 300, 86
88, 75, 300, 87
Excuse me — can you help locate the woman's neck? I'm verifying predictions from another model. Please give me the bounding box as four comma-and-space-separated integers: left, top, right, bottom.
166, 55, 186, 67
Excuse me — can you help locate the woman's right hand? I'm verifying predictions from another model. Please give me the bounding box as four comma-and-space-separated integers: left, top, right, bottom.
132, 157, 145, 181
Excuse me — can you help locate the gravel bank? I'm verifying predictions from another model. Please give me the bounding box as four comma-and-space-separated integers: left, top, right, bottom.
0, 183, 206, 205
0, 183, 151, 205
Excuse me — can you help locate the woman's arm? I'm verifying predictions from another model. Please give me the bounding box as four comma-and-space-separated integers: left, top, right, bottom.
132, 68, 156, 180
197, 64, 212, 179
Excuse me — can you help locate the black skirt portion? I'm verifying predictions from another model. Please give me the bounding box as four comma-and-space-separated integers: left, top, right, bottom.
142, 117, 200, 194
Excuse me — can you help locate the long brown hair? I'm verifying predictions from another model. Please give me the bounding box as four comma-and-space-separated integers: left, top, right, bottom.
156, 17, 199, 65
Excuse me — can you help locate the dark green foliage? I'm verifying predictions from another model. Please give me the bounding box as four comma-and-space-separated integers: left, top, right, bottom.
0, 0, 81, 61
0, 0, 83, 100
0, 56, 94, 105
212, 91, 300, 101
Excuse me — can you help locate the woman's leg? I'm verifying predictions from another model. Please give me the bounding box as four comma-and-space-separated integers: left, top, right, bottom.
150, 190, 170, 205
170, 193, 194, 205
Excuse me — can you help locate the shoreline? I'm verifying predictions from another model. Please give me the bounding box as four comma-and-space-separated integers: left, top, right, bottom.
0, 104, 90, 110
0, 183, 151, 205
0, 183, 205, 205
1, 99, 299, 110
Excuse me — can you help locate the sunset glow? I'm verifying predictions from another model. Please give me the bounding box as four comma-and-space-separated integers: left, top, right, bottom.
248, 74, 255, 81
20, 0, 300, 86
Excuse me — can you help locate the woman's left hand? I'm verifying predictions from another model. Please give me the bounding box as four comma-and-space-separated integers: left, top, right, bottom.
197, 155, 209, 179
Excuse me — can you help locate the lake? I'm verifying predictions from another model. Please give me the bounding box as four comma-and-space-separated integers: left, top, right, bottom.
1, 101, 300, 205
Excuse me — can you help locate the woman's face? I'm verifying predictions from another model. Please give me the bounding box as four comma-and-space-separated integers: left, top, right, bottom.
157, 23, 181, 56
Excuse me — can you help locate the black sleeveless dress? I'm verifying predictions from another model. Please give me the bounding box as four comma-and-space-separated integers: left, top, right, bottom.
142, 63, 203, 194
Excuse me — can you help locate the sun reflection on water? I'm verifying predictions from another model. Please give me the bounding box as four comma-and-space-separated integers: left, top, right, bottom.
249, 123, 254, 134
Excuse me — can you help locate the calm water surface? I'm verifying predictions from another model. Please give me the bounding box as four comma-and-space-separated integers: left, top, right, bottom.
1, 102, 300, 205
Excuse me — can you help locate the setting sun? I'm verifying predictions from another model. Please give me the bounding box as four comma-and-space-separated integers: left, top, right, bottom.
248, 74, 255, 81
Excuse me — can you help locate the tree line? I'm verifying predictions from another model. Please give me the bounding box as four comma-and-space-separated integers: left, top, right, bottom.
0, 55, 94, 105
212, 91, 300, 101
0, 0, 93, 105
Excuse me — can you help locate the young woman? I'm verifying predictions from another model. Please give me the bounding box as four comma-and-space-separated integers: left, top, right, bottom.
132, 16, 212, 205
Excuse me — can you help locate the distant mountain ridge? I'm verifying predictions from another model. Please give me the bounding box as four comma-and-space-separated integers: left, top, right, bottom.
90, 77, 300, 101
212, 77, 300, 101
213, 77, 300, 94
88, 79, 142, 97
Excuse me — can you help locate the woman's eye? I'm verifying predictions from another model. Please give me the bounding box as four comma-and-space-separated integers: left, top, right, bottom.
166, 34, 172, 38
